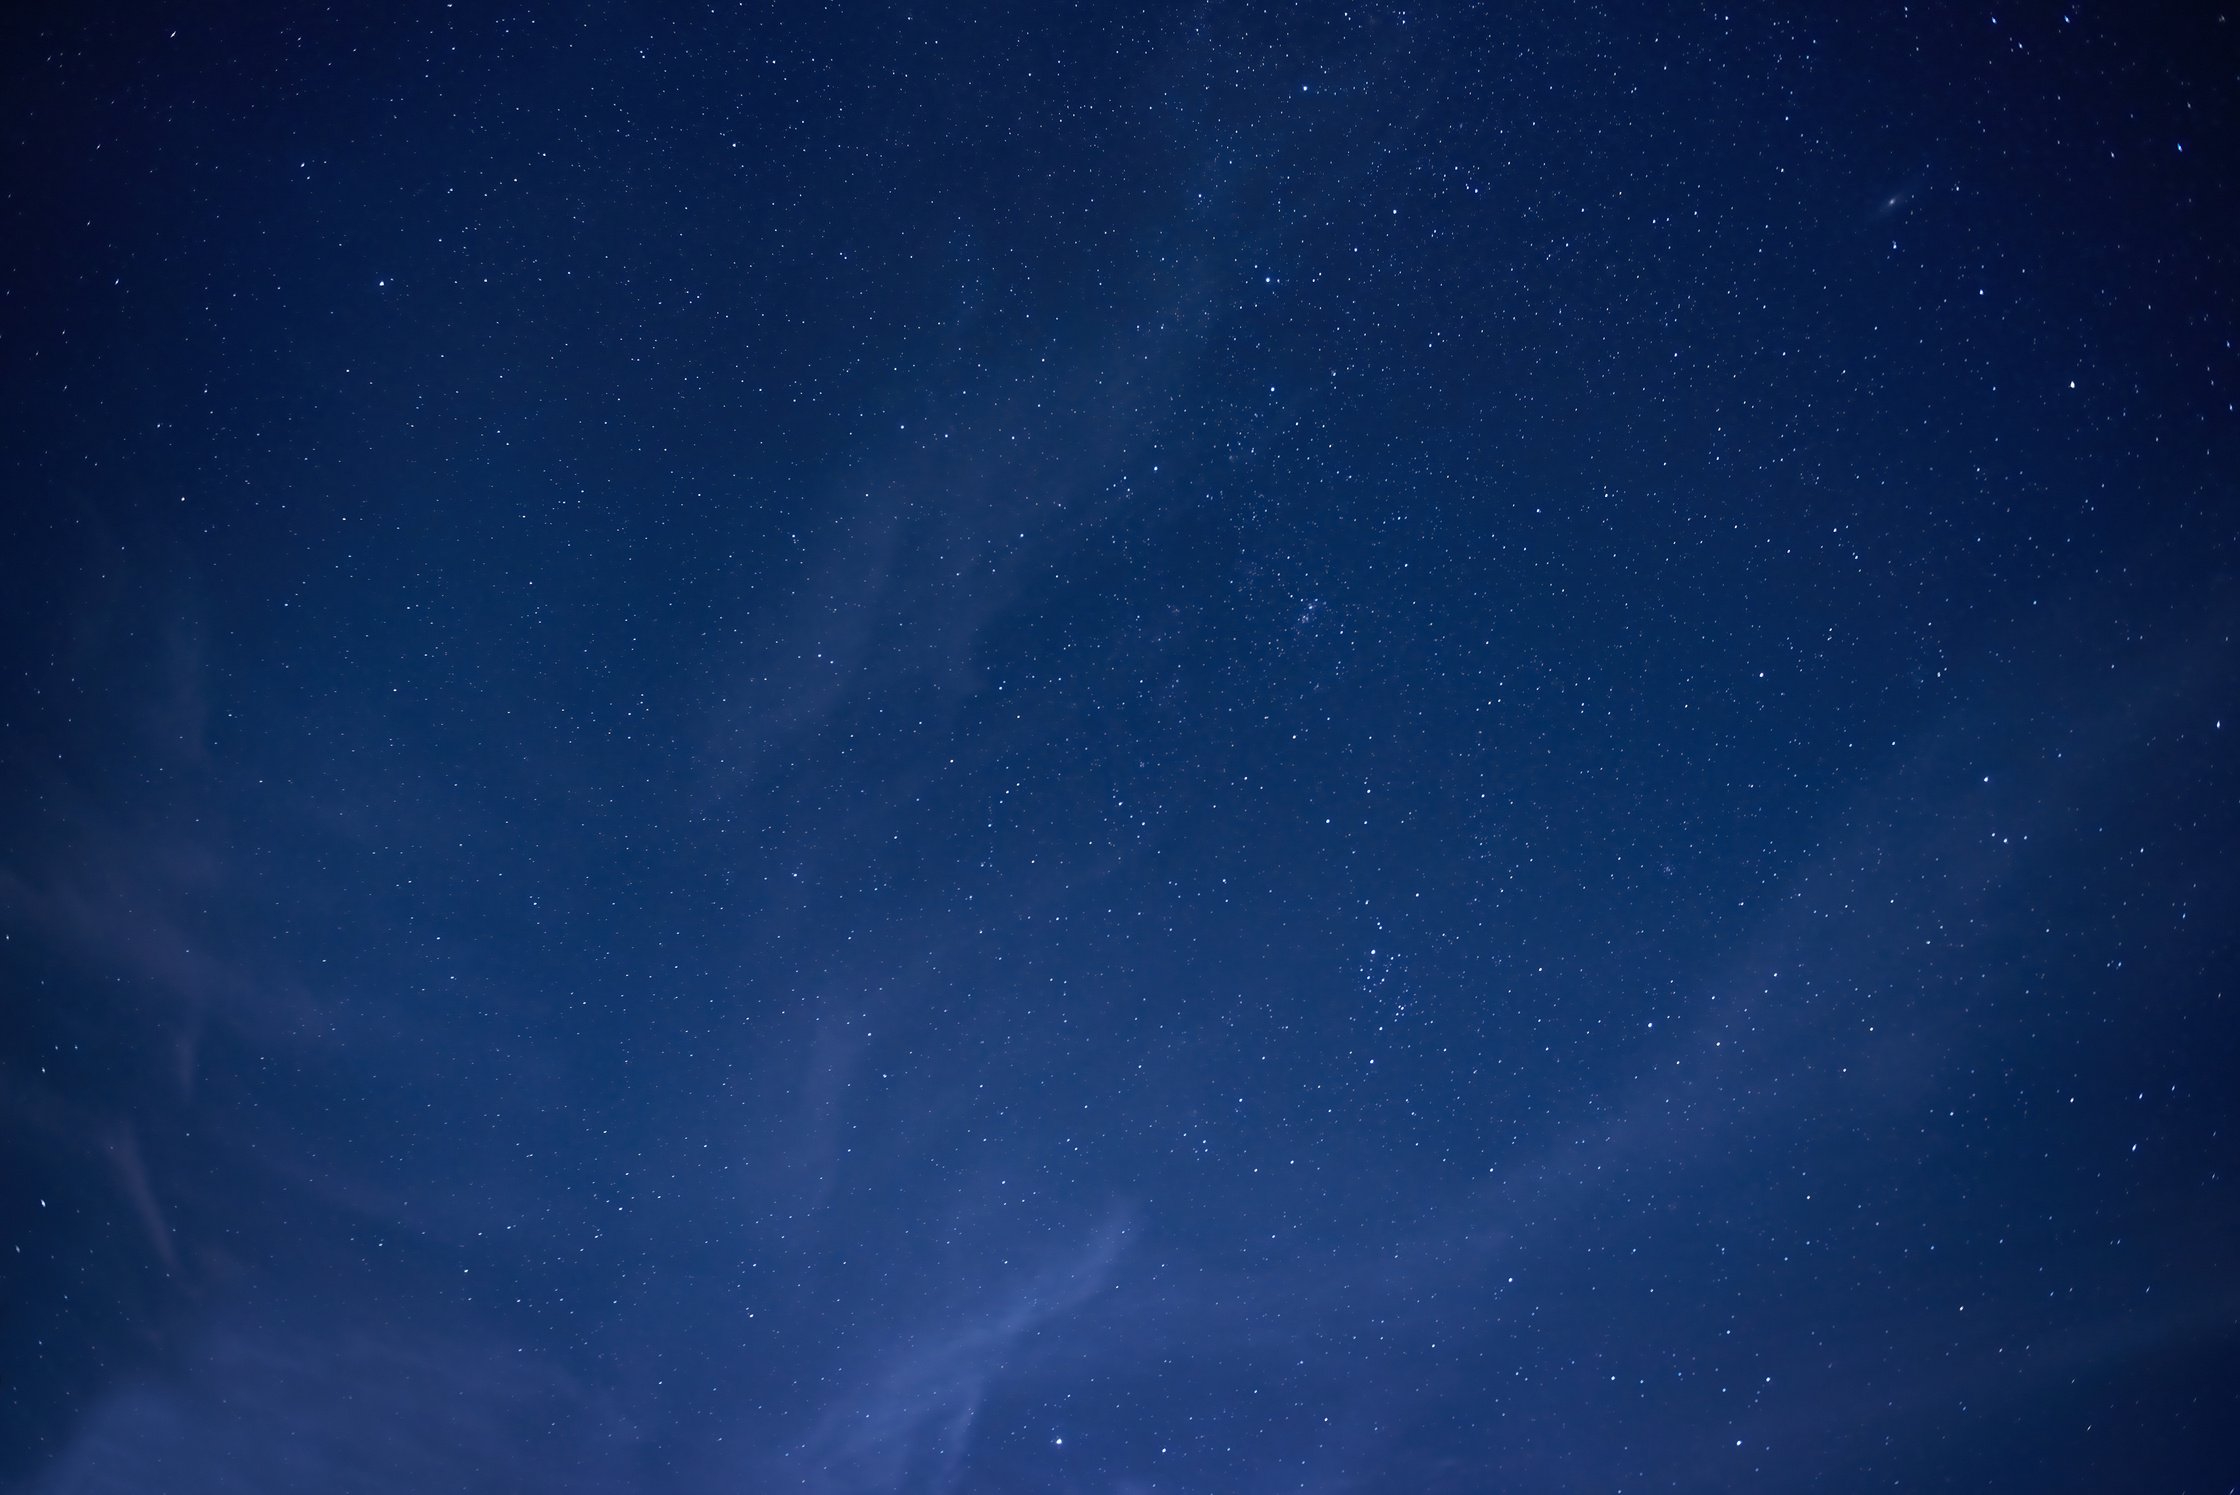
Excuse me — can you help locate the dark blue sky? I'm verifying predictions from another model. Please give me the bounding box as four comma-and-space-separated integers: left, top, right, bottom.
4, 3, 2238, 1491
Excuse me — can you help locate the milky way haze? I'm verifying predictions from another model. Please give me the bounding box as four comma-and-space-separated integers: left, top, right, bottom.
4, 3, 2237, 1492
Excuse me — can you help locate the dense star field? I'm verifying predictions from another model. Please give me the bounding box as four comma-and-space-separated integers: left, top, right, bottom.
4, 3, 2238, 1491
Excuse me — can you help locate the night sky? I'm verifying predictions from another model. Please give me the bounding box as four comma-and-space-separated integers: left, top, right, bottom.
5, 3, 2240, 1491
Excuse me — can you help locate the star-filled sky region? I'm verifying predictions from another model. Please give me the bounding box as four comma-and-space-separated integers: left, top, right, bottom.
4, 3, 2240, 1492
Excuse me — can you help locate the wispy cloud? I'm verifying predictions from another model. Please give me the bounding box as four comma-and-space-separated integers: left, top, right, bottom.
29, 1310, 636, 1495
784, 1212, 1131, 1495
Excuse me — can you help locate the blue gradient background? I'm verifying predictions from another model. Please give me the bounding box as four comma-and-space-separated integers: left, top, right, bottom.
4, 3, 2238, 1490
